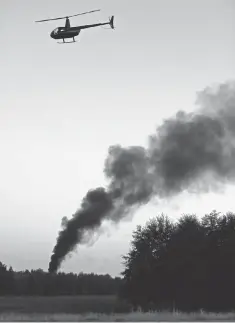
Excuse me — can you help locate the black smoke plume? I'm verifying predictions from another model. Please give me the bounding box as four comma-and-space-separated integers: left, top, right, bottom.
49, 81, 235, 273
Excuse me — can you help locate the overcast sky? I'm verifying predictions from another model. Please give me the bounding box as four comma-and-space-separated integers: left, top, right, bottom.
1, 0, 235, 277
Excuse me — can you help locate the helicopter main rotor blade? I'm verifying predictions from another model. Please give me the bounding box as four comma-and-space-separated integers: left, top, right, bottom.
68, 10, 101, 18
35, 9, 101, 23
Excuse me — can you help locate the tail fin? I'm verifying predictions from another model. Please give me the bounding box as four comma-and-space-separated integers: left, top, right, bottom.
109, 16, 114, 29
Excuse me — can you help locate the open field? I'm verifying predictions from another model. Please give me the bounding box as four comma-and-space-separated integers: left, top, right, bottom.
0, 295, 131, 314
1, 310, 235, 322
0, 296, 235, 321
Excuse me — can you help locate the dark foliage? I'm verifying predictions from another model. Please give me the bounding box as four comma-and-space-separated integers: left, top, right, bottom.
0, 264, 122, 296
120, 210, 235, 312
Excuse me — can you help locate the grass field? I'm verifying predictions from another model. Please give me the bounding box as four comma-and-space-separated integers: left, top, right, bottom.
1, 296, 235, 321
1, 310, 235, 321
0, 295, 131, 314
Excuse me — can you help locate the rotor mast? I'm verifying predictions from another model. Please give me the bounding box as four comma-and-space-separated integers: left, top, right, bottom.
65, 17, 70, 29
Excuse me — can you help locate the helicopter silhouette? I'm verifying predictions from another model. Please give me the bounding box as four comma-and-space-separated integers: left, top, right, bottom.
35, 10, 114, 43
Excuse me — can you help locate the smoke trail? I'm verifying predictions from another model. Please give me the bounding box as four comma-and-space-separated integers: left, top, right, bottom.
49, 81, 235, 273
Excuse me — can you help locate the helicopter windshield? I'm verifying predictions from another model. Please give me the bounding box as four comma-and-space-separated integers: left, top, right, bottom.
53, 28, 59, 34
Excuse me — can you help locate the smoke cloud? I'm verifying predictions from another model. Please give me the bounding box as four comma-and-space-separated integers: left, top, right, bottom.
49, 81, 235, 273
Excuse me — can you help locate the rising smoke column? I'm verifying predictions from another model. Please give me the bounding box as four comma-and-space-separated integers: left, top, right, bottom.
49, 81, 235, 273
49, 188, 113, 273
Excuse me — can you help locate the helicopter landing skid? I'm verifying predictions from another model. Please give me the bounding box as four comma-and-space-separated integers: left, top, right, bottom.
57, 40, 77, 44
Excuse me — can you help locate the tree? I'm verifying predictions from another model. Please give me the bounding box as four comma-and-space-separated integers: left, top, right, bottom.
120, 210, 235, 312
0, 262, 16, 295
121, 214, 175, 310
0, 263, 122, 296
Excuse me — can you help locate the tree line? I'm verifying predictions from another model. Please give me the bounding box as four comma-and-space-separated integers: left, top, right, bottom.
0, 263, 122, 296
120, 210, 235, 312
1, 209, 235, 313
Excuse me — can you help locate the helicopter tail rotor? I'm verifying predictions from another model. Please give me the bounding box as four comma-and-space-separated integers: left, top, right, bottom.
109, 16, 114, 29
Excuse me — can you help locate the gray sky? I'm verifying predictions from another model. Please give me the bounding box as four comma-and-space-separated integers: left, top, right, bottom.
1, 0, 235, 277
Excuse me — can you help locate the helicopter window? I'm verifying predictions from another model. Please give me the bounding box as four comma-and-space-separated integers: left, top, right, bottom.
54, 28, 59, 34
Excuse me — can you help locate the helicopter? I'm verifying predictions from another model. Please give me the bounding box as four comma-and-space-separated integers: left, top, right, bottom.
35, 10, 115, 43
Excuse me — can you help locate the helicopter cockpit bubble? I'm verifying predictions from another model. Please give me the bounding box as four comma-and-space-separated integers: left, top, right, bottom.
53, 28, 59, 34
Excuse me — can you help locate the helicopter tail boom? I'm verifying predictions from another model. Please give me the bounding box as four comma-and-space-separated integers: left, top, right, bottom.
69, 15, 115, 31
